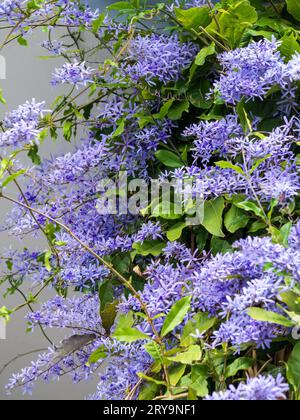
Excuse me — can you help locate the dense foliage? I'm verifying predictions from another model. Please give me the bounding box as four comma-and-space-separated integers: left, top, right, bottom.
1, 0, 300, 401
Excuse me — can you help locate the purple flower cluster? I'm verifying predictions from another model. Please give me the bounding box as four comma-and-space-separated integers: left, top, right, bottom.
205, 375, 289, 400
0, 0, 100, 30
41, 40, 65, 55
51, 61, 94, 88
189, 235, 294, 349
183, 114, 243, 162
0, 99, 47, 148
286, 53, 300, 82
120, 265, 188, 332
89, 341, 152, 400
133, 221, 163, 243
167, 0, 210, 11
7, 293, 152, 399
3, 0, 300, 401
124, 34, 198, 85
6, 294, 105, 394
162, 118, 300, 204
215, 38, 287, 104
0, 0, 23, 22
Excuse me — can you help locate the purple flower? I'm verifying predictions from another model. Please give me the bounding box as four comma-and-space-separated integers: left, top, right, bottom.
0, 99, 47, 148
124, 34, 198, 85
133, 221, 163, 243
205, 374, 289, 400
215, 38, 287, 104
183, 115, 242, 162
41, 40, 65, 55
52, 61, 94, 87
287, 53, 300, 82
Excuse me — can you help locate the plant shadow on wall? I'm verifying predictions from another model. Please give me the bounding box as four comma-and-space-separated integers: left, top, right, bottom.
2, 0, 300, 401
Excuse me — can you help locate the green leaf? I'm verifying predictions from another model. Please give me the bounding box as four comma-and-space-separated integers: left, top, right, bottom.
113, 326, 150, 343
195, 43, 216, 66
17, 36, 28, 46
211, 237, 232, 256
167, 221, 187, 242
175, 6, 211, 31
0, 306, 11, 321
209, 0, 257, 48
161, 296, 191, 337
250, 155, 271, 175
247, 307, 295, 327
63, 121, 73, 142
138, 382, 159, 400
181, 313, 216, 347
188, 80, 212, 109
202, 197, 225, 238
287, 342, 300, 391
111, 119, 125, 138
153, 99, 175, 120
144, 341, 163, 362
1, 169, 26, 188
169, 364, 186, 387
237, 100, 252, 133
248, 220, 266, 233
101, 301, 118, 336
168, 100, 190, 121
167, 345, 201, 364
151, 202, 183, 220
279, 222, 293, 247
99, 280, 114, 312
0, 87, 6, 104
236, 201, 265, 218
196, 228, 209, 252
280, 291, 300, 313
224, 205, 249, 233
279, 30, 300, 60
225, 357, 253, 378
107, 1, 135, 10
190, 365, 209, 397
155, 150, 183, 168
27, 144, 41, 165
286, 0, 300, 22
92, 13, 105, 33
44, 250, 52, 272
87, 346, 107, 366
215, 160, 245, 175
132, 240, 166, 257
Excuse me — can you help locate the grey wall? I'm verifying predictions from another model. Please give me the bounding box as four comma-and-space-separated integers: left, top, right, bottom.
0, 2, 110, 400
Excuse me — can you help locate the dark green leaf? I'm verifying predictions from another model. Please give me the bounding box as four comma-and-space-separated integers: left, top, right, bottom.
155, 150, 183, 168
286, 0, 300, 22
224, 205, 249, 233
202, 197, 225, 237
132, 240, 166, 257
168, 100, 190, 121
225, 357, 253, 378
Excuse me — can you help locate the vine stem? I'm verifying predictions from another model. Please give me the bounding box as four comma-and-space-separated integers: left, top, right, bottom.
206, 0, 220, 31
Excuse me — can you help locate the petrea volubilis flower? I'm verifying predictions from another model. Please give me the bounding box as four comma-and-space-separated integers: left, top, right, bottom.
52, 61, 94, 87
205, 375, 289, 400
0, 99, 47, 148
124, 34, 198, 85
215, 38, 287, 104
